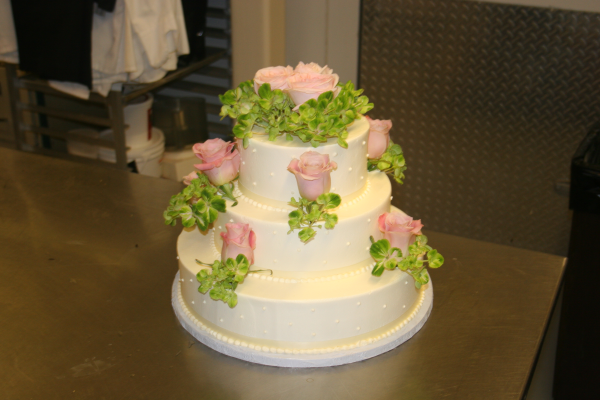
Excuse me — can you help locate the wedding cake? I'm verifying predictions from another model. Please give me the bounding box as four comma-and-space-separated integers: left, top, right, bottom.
166, 63, 444, 367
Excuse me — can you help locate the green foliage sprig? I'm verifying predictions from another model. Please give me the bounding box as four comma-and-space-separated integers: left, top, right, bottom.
163, 173, 238, 230
287, 193, 341, 243
195, 255, 250, 308
369, 235, 444, 288
367, 142, 407, 184
219, 81, 374, 149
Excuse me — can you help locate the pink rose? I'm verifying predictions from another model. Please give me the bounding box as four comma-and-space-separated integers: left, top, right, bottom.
288, 151, 338, 201
366, 116, 392, 159
193, 139, 241, 186
220, 223, 256, 264
378, 212, 423, 258
182, 171, 199, 185
253, 65, 294, 94
294, 61, 333, 75
285, 72, 341, 108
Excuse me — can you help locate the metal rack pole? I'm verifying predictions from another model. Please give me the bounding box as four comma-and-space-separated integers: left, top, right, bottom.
106, 90, 128, 169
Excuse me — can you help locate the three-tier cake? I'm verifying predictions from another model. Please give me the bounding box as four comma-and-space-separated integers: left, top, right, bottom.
168, 63, 441, 367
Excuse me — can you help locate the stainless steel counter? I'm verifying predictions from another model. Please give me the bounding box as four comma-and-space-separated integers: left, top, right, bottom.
0, 148, 565, 400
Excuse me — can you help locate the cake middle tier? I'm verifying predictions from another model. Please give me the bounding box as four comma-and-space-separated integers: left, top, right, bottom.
211, 170, 391, 272
237, 116, 370, 202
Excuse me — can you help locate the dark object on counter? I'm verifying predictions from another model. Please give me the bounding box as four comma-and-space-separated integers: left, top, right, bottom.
152, 95, 207, 150
568, 123, 600, 214
553, 123, 600, 400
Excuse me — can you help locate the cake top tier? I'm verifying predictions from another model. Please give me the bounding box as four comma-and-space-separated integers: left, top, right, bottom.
238, 117, 370, 202
220, 64, 373, 151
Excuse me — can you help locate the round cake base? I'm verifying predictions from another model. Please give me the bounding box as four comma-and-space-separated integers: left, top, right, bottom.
171, 271, 433, 368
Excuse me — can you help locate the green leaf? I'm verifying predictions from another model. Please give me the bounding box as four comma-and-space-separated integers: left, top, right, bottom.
235, 254, 249, 271
390, 247, 403, 259
337, 137, 348, 149
227, 292, 238, 308
210, 197, 227, 213
317, 193, 342, 209
209, 287, 224, 300
298, 227, 316, 243
218, 183, 238, 206
232, 124, 245, 137
372, 262, 385, 277
258, 83, 273, 99
324, 213, 338, 229
383, 259, 398, 270
268, 126, 279, 141
306, 204, 321, 221
427, 249, 445, 268
370, 239, 391, 262
377, 161, 391, 170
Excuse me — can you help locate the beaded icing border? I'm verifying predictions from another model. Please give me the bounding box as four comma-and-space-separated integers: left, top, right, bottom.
175, 275, 426, 355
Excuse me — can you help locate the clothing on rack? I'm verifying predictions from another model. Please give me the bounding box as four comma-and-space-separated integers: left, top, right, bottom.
0, 0, 18, 63
3, 0, 194, 99
10, 0, 96, 88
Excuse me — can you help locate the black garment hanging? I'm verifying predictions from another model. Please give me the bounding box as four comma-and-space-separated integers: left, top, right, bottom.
10, 0, 116, 88
178, 0, 208, 67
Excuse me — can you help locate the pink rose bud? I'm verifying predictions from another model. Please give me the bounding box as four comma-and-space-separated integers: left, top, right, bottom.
220, 223, 256, 264
182, 171, 199, 185
294, 61, 333, 75
253, 65, 294, 94
378, 212, 424, 258
285, 72, 341, 108
288, 151, 338, 201
193, 139, 241, 186
366, 116, 392, 159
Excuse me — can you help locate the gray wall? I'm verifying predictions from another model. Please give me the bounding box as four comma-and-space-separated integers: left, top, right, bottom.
360, 0, 600, 255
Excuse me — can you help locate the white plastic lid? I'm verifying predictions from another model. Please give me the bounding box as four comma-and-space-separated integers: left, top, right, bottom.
99, 127, 164, 163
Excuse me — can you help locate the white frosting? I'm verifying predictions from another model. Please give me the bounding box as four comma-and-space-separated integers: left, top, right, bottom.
175, 103, 430, 357
209, 171, 390, 272
237, 117, 370, 202
173, 271, 430, 359
178, 227, 421, 343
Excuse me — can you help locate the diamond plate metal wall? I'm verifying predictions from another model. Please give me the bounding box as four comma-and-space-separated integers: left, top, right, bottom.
360, 0, 600, 255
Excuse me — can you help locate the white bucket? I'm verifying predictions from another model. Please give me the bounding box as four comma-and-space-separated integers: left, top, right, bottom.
124, 93, 153, 148
99, 127, 165, 177
66, 128, 100, 159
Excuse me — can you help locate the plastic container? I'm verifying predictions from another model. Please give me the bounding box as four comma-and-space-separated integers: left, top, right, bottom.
66, 128, 100, 159
99, 127, 165, 177
124, 93, 154, 148
161, 148, 199, 181
152, 95, 207, 150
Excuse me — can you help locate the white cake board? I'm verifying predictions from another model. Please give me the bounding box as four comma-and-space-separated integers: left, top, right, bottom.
172, 271, 433, 368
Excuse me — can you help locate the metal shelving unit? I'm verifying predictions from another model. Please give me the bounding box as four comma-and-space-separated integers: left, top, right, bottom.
2, 48, 227, 170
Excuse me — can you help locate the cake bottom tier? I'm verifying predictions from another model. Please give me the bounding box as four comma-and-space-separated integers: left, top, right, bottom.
172, 271, 433, 367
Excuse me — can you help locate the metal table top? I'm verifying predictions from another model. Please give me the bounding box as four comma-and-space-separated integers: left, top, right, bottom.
0, 148, 565, 400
